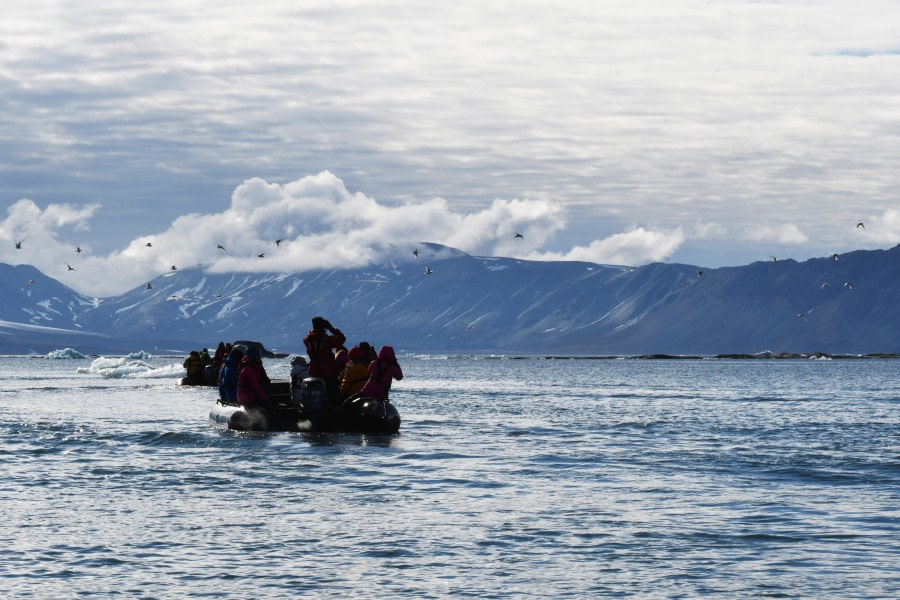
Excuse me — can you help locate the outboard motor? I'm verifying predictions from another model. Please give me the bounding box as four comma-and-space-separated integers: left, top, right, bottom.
299, 377, 326, 415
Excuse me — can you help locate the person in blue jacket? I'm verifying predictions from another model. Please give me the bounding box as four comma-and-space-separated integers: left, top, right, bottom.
218, 348, 244, 404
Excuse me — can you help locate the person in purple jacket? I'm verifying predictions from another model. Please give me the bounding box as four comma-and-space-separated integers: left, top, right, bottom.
359, 346, 403, 401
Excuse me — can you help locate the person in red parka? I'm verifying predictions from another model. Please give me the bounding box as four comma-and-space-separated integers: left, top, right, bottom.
237, 355, 268, 407
303, 316, 346, 407
359, 345, 403, 402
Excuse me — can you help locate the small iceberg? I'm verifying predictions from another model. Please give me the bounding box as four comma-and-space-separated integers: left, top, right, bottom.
46, 348, 87, 359
125, 350, 153, 360
77, 356, 186, 379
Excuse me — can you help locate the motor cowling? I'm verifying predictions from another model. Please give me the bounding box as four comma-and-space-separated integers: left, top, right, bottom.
299, 377, 326, 413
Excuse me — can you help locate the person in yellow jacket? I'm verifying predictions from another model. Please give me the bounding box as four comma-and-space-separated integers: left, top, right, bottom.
339, 346, 371, 400
183, 350, 206, 385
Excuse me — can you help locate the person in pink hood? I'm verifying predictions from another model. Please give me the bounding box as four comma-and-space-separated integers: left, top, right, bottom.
359, 345, 403, 401
237, 355, 268, 407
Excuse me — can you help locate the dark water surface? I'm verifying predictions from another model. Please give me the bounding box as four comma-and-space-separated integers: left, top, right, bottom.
1, 356, 898, 598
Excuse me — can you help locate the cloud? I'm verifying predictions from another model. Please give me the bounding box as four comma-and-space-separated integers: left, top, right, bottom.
527, 227, 685, 266
1, 172, 573, 296
861, 208, 900, 244
742, 223, 808, 245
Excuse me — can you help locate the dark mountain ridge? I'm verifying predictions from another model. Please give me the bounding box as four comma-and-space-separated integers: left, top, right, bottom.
1, 243, 897, 355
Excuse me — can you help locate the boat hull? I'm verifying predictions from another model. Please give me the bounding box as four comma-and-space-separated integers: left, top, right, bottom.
209, 396, 401, 434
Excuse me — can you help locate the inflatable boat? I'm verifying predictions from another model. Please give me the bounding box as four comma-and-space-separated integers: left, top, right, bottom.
208, 377, 401, 434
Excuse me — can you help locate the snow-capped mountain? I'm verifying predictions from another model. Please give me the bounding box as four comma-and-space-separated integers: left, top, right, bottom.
2, 243, 898, 355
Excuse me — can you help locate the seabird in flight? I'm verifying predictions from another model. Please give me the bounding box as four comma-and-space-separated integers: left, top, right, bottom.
146, 242, 153, 247
831, 253, 839, 261
413, 248, 419, 259
66, 263, 75, 271
76, 247, 82, 254
856, 222, 865, 229
696, 271, 703, 277
844, 282, 853, 290
146, 282, 152, 290
275, 239, 283, 247
821, 282, 831, 289
797, 313, 808, 321
770, 256, 779, 262
217, 244, 226, 252
257, 253, 265, 258
15, 240, 23, 249
425, 265, 433, 275
171, 265, 177, 271
514, 233, 524, 239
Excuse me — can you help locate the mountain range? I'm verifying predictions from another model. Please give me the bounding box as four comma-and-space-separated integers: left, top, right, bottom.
1, 243, 898, 356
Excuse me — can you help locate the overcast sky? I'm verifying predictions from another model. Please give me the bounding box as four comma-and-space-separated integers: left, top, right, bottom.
2, 1, 899, 296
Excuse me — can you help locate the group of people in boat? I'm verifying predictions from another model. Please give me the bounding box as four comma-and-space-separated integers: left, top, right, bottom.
208, 316, 403, 413
297, 316, 403, 408
182, 347, 213, 385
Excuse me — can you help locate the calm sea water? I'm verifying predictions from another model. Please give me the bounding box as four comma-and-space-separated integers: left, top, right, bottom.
1, 355, 897, 598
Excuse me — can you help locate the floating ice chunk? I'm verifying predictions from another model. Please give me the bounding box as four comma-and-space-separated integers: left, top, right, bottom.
46, 348, 87, 359
77, 356, 186, 379
125, 350, 153, 360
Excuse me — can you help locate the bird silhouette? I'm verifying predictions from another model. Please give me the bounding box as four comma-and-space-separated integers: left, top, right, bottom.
145, 242, 153, 247
171, 265, 177, 271
770, 256, 779, 262
15, 240, 23, 249
27, 279, 34, 284
275, 239, 283, 247
514, 233, 524, 239
844, 282, 853, 290
216, 244, 226, 252
145, 282, 152, 290
797, 313, 808, 321
696, 271, 703, 277
821, 282, 832, 289
65, 263, 75, 271
76, 247, 82, 254
425, 265, 433, 275
412, 248, 419, 259
257, 253, 265, 258
856, 222, 865, 229
831, 253, 839, 261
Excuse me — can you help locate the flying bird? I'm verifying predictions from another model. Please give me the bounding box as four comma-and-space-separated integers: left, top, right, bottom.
770, 256, 779, 263
171, 265, 177, 271
27, 279, 34, 284
856, 222, 865, 229
844, 282, 853, 290
169, 295, 181, 301
257, 253, 265, 258
76, 247, 82, 254
145, 242, 153, 247
425, 265, 433, 275
821, 282, 832, 289
145, 282, 152, 290
15, 240, 23, 249
514, 233, 524, 239
275, 239, 283, 247
460, 320, 476, 330
831, 253, 839, 261
217, 244, 226, 252
65, 263, 75, 271
412, 248, 419, 259
797, 313, 808, 321
696, 271, 703, 278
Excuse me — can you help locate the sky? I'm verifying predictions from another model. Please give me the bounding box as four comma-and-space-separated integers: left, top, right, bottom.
1, 0, 899, 296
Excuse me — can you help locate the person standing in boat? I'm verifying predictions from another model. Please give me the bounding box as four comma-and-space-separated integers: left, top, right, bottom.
359, 345, 403, 402
289, 355, 309, 405
304, 316, 347, 407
